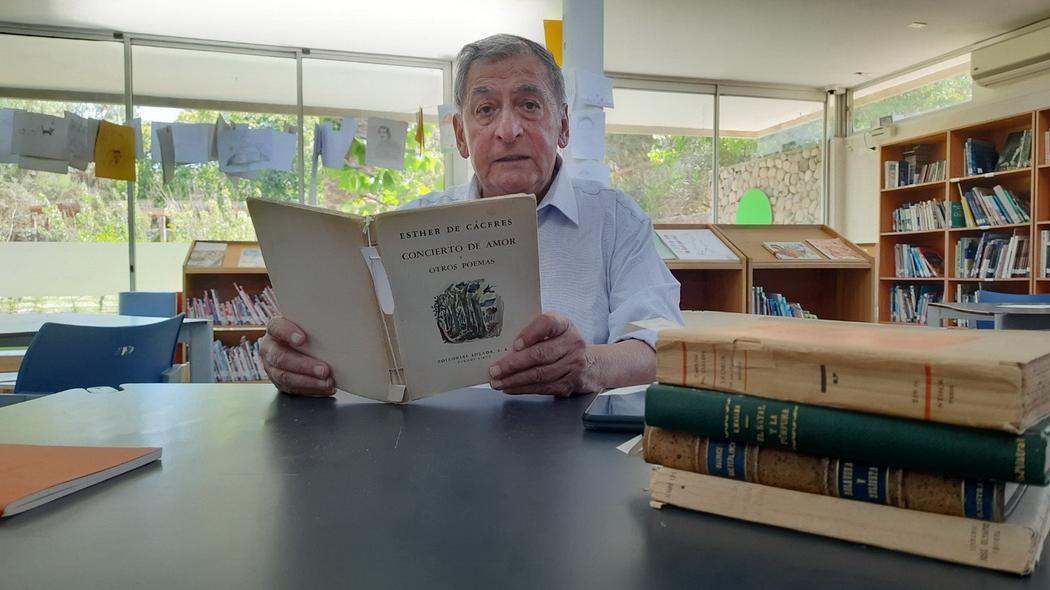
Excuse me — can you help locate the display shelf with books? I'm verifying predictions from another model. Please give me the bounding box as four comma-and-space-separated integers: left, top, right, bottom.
653, 224, 747, 313
711, 224, 872, 322
183, 240, 275, 383
878, 110, 1048, 318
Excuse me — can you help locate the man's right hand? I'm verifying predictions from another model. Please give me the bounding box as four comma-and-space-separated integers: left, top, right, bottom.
260, 317, 336, 396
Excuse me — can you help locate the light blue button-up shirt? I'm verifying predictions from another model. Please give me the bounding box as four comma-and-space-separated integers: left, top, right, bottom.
402, 162, 683, 348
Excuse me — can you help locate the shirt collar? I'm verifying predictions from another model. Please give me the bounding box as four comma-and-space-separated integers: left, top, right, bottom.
466, 157, 579, 226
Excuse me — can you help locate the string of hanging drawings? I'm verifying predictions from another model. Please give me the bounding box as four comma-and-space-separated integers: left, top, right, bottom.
0, 108, 425, 185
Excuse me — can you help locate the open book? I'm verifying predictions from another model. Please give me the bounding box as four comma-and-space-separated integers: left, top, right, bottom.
247, 195, 541, 403
1, 444, 161, 517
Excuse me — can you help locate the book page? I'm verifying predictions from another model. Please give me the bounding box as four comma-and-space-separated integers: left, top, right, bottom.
655, 229, 738, 261
374, 195, 541, 399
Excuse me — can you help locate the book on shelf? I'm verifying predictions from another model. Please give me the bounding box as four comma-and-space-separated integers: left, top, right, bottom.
652, 229, 739, 262
186, 241, 226, 267
650, 311, 1050, 432
883, 155, 945, 189
1043, 230, 1050, 279
995, 129, 1032, 171
890, 199, 948, 232
893, 243, 942, 277
890, 283, 941, 324
955, 184, 1030, 227
761, 241, 823, 260
642, 426, 1022, 522
964, 138, 998, 176
246, 195, 541, 403
751, 287, 816, 318
237, 247, 265, 268
212, 337, 266, 382
955, 232, 1029, 279
805, 238, 862, 260
649, 466, 1050, 574
645, 382, 1050, 484
186, 285, 280, 326
1, 444, 161, 517
1046, 130, 1050, 162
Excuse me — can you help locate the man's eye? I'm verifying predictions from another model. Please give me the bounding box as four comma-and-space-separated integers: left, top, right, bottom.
523, 101, 540, 111
477, 105, 494, 116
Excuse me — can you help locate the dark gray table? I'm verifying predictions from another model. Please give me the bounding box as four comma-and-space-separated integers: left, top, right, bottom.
926, 302, 1050, 329
0, 384, 1046, 589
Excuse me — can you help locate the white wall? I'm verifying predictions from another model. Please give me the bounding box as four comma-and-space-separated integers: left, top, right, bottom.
0, 242, 190, 297
838, 69, 1050, 244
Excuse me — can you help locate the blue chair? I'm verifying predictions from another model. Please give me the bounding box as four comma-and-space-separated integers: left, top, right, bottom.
973, 290, 1050, 329
118, 291, 179, 318
14, 314, 185, 397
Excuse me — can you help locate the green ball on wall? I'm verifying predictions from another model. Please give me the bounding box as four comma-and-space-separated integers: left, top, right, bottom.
735, 188, 773, 224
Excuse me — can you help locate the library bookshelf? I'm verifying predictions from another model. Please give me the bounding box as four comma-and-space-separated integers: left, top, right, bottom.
877, 110, 1047, 323
183, 240, 271, 383
1037, 108, 1050, 293
712, 224, 873, 322
654, 224, 747, 313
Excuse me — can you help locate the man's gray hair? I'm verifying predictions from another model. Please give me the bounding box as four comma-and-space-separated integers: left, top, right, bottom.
454, 34, 566, 112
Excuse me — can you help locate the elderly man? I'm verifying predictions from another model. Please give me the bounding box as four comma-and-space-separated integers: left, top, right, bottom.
262, 34, 681, 397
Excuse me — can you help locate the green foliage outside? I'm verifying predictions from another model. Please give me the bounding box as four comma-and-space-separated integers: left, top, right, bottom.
852, 74, 972, 132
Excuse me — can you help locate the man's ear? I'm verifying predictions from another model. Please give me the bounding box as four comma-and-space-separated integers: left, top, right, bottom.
557, 103, 570, 149
452, 112, 470, 159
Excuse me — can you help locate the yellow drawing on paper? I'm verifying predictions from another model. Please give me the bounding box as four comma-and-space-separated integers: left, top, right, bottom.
93, 120, 137, 181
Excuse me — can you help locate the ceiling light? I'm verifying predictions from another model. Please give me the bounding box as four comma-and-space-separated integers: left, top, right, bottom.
908, 22, 928, 29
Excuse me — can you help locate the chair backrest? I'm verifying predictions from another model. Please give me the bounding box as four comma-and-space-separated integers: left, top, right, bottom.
977, 290, 1050, 303
118, 291, 179, 318
14, 315, 185, 395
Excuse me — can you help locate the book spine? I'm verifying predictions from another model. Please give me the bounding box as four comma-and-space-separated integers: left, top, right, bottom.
649, 467, 1050, 575
642, 426, 1006, 521
644, 383, 1047, 484
653, 333, 1030, 432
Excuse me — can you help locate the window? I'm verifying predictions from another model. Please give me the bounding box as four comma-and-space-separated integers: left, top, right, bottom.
851, 54, 972, 132
718, 95, 825, 224
0, 34, 128, 313
302, 59, 446, 214
605, 88, 715, 223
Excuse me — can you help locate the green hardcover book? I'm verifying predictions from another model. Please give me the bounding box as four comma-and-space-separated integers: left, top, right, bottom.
645, 383, 1050, 484
948, 201, 966, 228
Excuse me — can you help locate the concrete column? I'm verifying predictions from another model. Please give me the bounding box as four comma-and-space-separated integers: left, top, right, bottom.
562, 0, 609, 186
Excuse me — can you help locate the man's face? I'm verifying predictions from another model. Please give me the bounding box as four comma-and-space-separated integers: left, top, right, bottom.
453, 53, 569, 199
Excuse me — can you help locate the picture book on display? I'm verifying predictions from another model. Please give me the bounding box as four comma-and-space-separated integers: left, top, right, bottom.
1, 444, 161, 517
247, 195, 541, 403
653, 229, 738, 261
806, 238, 862, 260
187, 241, 226, 267
761, 241, 823, 260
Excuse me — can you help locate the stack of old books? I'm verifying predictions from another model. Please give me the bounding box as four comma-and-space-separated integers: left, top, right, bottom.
641, 312, 1050, 574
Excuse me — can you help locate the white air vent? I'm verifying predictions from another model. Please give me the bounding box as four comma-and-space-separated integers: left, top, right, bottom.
972, 25, 1050, 87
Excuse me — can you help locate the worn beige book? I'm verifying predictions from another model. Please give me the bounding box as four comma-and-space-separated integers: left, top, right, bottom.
648, 311, 1050, 433
247, 195, 541, 403
649, 466, 1050, 575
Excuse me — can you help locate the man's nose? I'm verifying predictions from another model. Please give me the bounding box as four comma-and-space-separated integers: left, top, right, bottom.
494, 108, 523, 142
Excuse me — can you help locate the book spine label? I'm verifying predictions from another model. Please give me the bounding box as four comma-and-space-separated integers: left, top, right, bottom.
655, 336, 1027, 432
643, 426, 1006, 521
644, 384, 1047, 484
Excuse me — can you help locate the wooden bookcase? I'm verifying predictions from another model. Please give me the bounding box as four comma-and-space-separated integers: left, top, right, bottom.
654, 224, 747, 313
183, 240, 271, 382
712, 224, 874, 322
1037, 108, 1050, 293
877, 110, 1043, 322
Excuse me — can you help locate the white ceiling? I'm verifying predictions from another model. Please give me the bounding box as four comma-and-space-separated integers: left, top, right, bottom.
2, 0, 1049, 89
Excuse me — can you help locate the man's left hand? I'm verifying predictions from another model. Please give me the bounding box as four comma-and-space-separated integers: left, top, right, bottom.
487, 312, 600, 397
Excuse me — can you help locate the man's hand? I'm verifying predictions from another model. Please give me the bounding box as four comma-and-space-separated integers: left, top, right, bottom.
487, 312, 601, 397
260, 316, 336, 396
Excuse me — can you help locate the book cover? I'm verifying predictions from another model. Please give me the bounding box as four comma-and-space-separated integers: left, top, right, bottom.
805, 238, 862, 260
649, 466, 1050, 574
650, 311, 1050, 432
654, 229, 738, 261
642, 426, 1020, 521
237, 247, 265, 268
1, 444, 161, 517
187, 242, 226, 267
762, 241, 823, 260
645, 383, 1050, 484
247, 195, 540, 403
